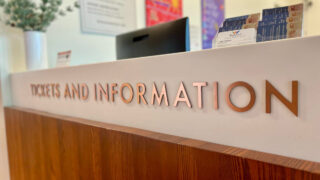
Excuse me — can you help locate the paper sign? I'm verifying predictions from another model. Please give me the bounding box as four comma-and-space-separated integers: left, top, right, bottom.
213, 28, 257, 48
190, 25, 202, 51
80, 0, 137, 35
56, 51, 71, 67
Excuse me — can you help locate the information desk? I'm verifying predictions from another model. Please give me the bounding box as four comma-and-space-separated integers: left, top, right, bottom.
9, 36, 320, 164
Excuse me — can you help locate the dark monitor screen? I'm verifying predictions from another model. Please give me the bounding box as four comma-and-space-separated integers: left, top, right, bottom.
116, 17, 190, 60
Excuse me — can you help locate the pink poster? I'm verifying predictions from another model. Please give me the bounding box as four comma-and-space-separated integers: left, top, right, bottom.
146, 0, 183, 27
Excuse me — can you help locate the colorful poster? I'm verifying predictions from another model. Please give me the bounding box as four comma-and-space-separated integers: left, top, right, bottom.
201, 0, 224, 49
146, 0, 183, 27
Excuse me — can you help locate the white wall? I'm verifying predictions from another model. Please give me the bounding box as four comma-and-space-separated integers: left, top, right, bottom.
46, 3, 115, 67
303, 0, 320, 36
0, 0, 148, 72
2, 0, 320, 72
46, 0, 201, 67
225, 0, 303, 17
0, 25, 26, 73
225, 0, 275, 17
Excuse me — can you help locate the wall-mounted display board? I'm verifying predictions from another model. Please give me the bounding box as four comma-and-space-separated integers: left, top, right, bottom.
146, 0, 183, 26
201, 0, 224, 49
80, 0, 136, 35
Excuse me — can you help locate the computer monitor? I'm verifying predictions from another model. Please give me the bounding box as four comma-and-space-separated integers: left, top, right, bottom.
116, 17, 190, 60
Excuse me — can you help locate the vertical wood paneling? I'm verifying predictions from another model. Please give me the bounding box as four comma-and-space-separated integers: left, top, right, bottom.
58, 120, 80, 180
41, 116, 61, 180
5, 109, 25, 180
4, 107, 320, 180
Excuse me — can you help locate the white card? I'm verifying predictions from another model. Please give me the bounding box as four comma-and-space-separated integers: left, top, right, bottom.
213, 28, 257, 48
56, 51, 71, 68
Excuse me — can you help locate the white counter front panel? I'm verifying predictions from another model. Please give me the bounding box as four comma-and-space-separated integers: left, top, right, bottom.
10, 36, 320, 162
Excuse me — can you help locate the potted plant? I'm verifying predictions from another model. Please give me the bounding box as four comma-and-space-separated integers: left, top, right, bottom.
0, 0, 79, 70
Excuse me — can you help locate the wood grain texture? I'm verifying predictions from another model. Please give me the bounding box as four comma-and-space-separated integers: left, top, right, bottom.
4, 107, 320, 180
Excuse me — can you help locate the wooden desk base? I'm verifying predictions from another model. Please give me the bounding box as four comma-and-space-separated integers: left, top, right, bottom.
4, 107, 320, 180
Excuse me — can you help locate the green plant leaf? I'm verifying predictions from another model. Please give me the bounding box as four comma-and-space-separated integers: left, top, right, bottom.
0, 0, 79, 31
